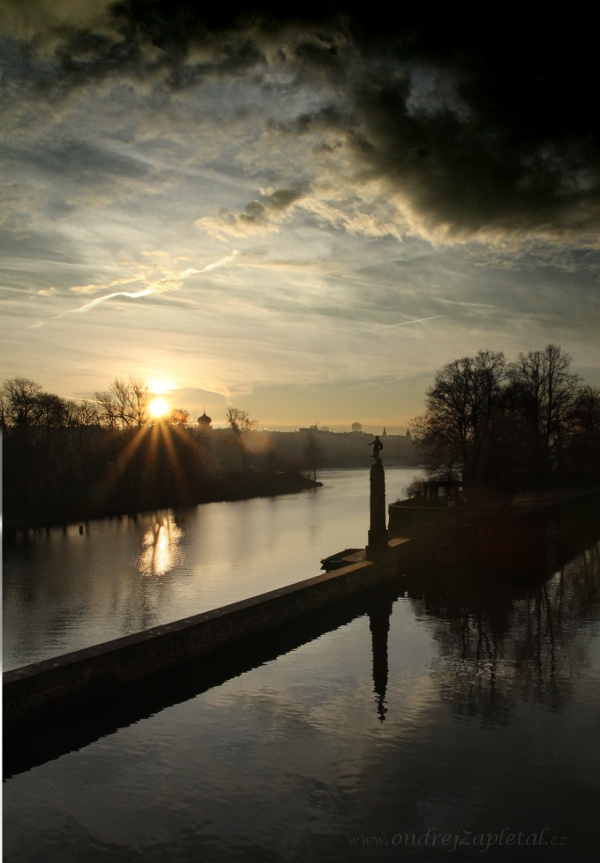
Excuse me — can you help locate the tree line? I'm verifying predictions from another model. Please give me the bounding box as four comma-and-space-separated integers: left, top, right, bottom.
0, 376, 207, 528
411, 344, 600, 489
0, 377, 315, 529
0, 376, 192, 430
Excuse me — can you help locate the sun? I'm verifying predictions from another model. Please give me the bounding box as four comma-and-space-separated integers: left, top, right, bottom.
149, 398, 169, 419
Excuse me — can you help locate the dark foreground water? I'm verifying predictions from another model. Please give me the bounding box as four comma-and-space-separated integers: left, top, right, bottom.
3, 473, 600, 861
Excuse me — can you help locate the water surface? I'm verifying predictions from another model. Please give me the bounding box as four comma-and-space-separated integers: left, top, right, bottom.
3, 468, 418, 669
3, 471, 600, 861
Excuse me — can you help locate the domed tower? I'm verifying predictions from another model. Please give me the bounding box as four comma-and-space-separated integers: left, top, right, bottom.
197, 408, 212, 430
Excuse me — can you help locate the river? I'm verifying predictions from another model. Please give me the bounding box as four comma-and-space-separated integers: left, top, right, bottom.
3, 468, 600, 861
3, 468, 420, 670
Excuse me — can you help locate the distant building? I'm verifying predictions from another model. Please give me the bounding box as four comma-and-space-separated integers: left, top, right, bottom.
352, 422, 362, 432
382, 428, 387, 436
300, 423, 331, 433
197, 409, 212, 429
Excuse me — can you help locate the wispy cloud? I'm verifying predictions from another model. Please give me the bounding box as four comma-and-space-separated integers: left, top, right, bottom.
362, 315, 446, 332
70, 276, 143, 295
196, 251, 239, 272
29, 252, 242, 323
69, 287, 154, 313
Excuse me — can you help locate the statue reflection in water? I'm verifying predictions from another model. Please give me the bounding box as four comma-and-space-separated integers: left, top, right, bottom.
368, 597, 394, 721
363, 539, 600, 725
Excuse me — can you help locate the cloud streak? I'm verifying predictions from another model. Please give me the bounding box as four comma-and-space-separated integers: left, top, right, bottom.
45, 253, 241, 317
69, 286, 154, 313
364, 315, 446, 331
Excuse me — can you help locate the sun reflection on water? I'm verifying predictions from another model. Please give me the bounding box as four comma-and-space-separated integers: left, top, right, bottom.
137, 514, 183, 576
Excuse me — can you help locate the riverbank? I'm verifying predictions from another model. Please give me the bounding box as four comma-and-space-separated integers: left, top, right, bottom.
4, 471, 323, 536
389, 485, 600, 578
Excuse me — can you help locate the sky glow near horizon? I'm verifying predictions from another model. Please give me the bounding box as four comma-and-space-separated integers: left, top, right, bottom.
1, 2, 599, 431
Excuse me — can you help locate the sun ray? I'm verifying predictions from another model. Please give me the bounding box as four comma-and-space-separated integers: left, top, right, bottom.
159, 424, 189, 504
86, 427, 150, 513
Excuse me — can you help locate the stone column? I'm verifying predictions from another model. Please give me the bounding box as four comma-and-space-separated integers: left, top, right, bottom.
366, 459, 388, 559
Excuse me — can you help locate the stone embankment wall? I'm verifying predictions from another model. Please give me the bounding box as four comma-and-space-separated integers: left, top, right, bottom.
388, 502, 512, 542
388, 489, 600, 574
4, 546, 409, 731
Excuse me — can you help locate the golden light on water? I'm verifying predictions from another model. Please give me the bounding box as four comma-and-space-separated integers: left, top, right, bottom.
138, 515, 183, 576
150, 398, 169, 418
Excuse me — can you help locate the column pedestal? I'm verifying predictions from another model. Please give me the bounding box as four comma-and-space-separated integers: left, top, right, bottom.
366, 459, 388, 559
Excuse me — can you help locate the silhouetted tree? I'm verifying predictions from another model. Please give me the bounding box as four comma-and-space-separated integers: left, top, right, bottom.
411, 350, 506, 481
95, 376, 151, 429
35, 392, 68, 427
226, 407, 257, 473
567, 385, 600, 482
303, 427, 321, 481
264, 434, 278, 473
507, 344, 579, 482
69, 400, 100, 427
1, 377, 42, 427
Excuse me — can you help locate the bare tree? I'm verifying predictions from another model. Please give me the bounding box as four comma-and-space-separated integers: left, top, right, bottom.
264, 434, 278, 473
507, 344, 579, 478
566, 385, 600, 483
95, 377, 151, 429
68, 400, 100, 427
94, 389, 119, 429
304, 427, 321, 481
129, 377, 151, 427
226, 407, 257, 473
411, 351, 506, 482
35, 392, 68, 427
1, 377, 42, 427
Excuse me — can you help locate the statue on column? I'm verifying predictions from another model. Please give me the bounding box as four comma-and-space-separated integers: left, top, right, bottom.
368, 436, 383, 461
366, 436, 388, 558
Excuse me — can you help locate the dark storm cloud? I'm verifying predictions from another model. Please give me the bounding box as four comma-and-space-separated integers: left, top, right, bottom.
3, 2, 599, 238
204, 188, 305, 236
347, 23, 600, 237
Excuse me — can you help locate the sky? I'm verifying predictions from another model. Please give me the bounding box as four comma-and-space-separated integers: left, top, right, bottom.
1, 1, 599, 431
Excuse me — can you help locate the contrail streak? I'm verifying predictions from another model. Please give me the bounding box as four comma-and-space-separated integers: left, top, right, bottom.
200, 251, 239, 271
67, 253, 240, 314
30, 251, 242, 327
364, 314, 445, 331
70, 288, 154, 313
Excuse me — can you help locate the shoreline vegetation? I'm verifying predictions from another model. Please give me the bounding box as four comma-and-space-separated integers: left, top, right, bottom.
1, 375, 417, 537
410, 345, 600, 489
4, 470, 323, 537
5, 339, 600, 537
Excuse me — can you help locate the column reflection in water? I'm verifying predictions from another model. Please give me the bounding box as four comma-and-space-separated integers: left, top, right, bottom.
368, 597, 393, 721
4, 541, 600, 860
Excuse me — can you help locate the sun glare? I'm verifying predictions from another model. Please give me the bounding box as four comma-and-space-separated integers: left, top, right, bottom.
150, 398, 169, 418
148, 379, 176, 394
